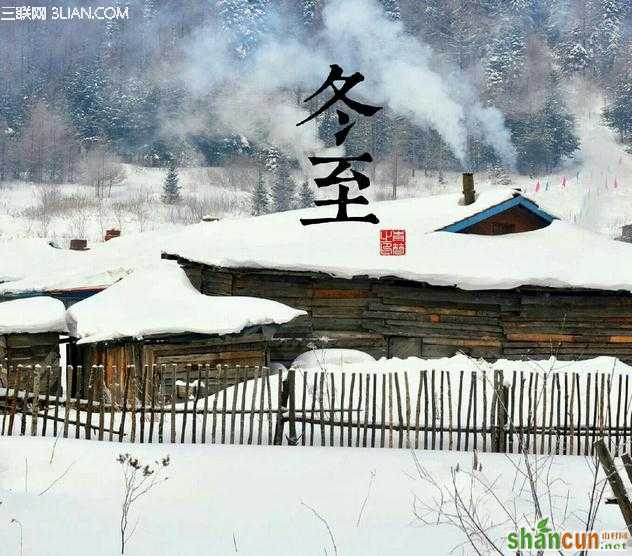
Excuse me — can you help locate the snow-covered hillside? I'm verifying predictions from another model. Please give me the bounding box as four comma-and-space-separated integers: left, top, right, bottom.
0, 101, 631, 244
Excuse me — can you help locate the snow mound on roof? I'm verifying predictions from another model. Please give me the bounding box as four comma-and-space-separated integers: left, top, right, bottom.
0, 230, 175, 295
162, 188, 632, 292
66, 261, 306, 344
291, 349, 376, 372
0, 296, 68, 334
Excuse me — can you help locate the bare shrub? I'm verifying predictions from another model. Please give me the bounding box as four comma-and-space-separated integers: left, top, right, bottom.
79, 147, 125, 198
118, 453, 170, 555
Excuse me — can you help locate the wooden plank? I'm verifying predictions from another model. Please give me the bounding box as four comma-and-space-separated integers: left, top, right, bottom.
181, 364, 191, 443
329, 373, 335, 447
247, 366, 258, 445
63, 366, 71, 439
157, 366, 165, 443
456, 371, 463, 451
140, 365, 148, 443
148, 365, 156, 443
363, 373, 370, 448
339, 373, 346, 448
371, 373, 377, 448
201, 364, 210, 443
98, 366, 105, 442
439, 371, 445, 450
238, 365, 247, 445
414, 370, 422, 450
310, 372, 317, 446
30, 367, 40, 437
430, 370, 436, 450
464, 371, 473, 452
482, 370, 488, 452
380, 374, 386, 448
575, 373, 581, 456
74, 366, 82, 439
388, 372, 394, 449
230, 365, 240, 444
257, 365, 265, 445
84, 366, 94, 440
119, 366, 131, 443
265, 368, 273, 445
109, 369, 118, 442
170, 364, 177, 444
347, 373, 355, 447
394, 373, 404, 449
300, 371, 313, 446
422, 371, 429, 450
42, 366, 51, 437
319, 372, 325, 447
446, 372, 453, 451
585, 373, 591, 456
53, 366, 60, 438
356, 371, 363, 448
404, 372, 411, 449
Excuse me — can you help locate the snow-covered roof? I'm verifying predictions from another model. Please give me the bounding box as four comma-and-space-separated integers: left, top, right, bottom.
0, 296, 68, 334
162, 188, 632, 292
0, 230, 171, 295
66, 261, 306, 344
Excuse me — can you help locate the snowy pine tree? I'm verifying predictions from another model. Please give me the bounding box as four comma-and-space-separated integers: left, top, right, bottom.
378, 0, 400, 21
251, 172, 270, 215
297, 180, 315, 209
162, 162, 181, 204
216, 0, 269, 58
270, 159, 295, 212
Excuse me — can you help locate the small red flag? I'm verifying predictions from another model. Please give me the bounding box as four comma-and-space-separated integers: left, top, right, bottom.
535, 179, 541, 192
561, 175, 566, 187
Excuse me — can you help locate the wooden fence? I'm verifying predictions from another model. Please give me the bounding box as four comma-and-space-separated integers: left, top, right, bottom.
1, 364, 631, 456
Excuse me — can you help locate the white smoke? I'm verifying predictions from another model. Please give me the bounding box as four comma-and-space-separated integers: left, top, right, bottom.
176, 0, 517, 169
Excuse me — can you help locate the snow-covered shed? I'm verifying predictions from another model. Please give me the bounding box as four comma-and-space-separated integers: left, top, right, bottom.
162, 181, 632, 365
66, 261, 305, 393
0, 230, 173, 306
0, 297, 67, 389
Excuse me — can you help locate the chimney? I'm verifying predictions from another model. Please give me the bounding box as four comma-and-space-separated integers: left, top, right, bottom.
104, 228, 121, 242
69, 239, 88, 251
462, 172, 475, 206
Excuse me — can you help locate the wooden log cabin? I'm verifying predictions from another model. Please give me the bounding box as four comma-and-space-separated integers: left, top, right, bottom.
0, 297, 67, 391
162, 174, 632, 366
66, 262, 305, 396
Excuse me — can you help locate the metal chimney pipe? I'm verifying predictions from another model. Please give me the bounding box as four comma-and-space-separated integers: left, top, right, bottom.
462, 173, 475, 205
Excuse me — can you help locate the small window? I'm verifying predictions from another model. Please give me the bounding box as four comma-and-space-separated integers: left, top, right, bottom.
491, 222, 516, 235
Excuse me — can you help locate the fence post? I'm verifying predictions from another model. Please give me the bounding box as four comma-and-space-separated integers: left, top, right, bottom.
595, 440, 632, 535
273, 369, 288, 445
287, 369, 297, 445
492, 370, 508, 453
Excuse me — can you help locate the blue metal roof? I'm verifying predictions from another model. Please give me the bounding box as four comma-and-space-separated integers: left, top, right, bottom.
437, 195, 557, 233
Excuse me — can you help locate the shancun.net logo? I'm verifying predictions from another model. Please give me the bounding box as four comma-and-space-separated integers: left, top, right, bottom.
507, 517, 630, 551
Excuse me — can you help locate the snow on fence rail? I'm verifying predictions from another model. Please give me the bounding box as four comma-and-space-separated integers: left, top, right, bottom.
0, 363, 630, 456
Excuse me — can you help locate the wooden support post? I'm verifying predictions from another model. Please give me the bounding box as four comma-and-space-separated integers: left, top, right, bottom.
287, 369, 297, 445
30, 367, 40, 436
273, 369, 285, 445
595, 440, 632, 535
492, 370, 508, 453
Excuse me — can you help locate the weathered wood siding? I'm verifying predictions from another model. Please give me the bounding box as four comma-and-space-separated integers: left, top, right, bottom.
74, 333, 270, 395
460, 204, 549, 235
179, 262, 632, 365
0, 332, 61, 389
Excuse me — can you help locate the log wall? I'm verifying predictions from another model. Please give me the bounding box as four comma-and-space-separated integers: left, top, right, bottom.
177, 261, 632, 366
74, 332, 270, 395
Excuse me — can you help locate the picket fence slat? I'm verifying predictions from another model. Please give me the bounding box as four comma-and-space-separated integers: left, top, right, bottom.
3, 364, 632, 455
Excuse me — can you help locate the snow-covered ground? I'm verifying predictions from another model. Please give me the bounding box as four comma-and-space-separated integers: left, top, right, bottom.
0, 164, 250, 243
0, 436, 626, 556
